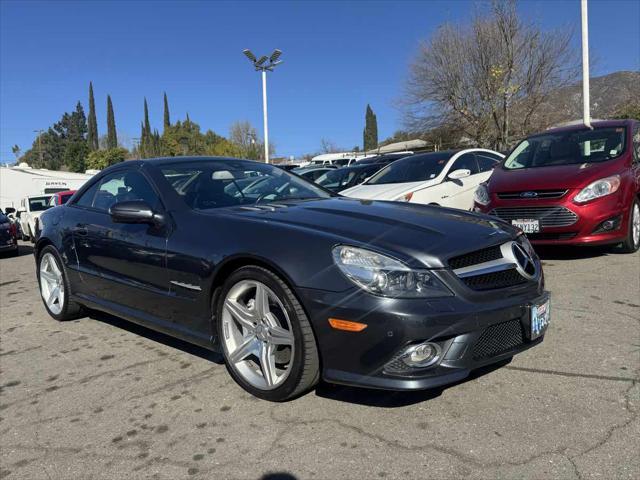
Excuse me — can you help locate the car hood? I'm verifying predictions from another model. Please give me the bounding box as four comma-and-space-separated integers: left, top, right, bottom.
489, 161, 623, 191
214, 197, 518, 269
341, 179, 439, 200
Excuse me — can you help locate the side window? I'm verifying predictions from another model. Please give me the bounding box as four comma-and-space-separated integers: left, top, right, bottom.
477, 154, 500, 173
451, 153, 479, 175
79, 170, 160, 212
311, 170, 325, 181
341, 171, 357, 187
75, 181, 100, 208
633, 125, 640, 163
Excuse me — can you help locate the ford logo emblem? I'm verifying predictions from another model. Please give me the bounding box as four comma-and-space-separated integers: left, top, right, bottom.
520, 191, 538, 198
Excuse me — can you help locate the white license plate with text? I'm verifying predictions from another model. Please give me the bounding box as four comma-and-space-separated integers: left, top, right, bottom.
512, 219, 540, 233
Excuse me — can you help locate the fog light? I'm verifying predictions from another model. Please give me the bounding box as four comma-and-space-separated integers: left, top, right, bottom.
400, 342, 441, 368
592, 215, 622, 234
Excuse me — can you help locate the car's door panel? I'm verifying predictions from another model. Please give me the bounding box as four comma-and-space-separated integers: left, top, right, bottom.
163, 215, 216, 340
71, 169, 173, 323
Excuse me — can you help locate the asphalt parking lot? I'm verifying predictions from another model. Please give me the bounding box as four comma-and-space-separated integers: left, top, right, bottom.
0, 242, 638, 480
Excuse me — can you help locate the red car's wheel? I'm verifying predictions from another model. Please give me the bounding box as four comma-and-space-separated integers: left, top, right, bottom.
619, 198, 640, 253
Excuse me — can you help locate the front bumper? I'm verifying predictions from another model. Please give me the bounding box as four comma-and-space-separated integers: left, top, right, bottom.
0, 238, 18, 251
298, 284, 548, 391
474, 190, 630, 246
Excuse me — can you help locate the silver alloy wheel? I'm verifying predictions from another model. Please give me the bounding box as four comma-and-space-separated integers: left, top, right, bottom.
39, 252, 65, 315
633, 202, 640, 247
221, 280, 295, 390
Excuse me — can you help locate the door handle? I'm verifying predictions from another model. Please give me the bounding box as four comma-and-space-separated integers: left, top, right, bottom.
75, 224, 88, 236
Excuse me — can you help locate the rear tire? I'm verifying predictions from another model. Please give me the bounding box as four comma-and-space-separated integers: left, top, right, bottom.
619, 198, 640, 254
216, 266, 320, 401
37, 245, 85, 321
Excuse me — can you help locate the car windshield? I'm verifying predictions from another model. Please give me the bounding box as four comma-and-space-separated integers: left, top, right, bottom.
29, 196, 52, 212
504, 127, 627, 170
316, 169, 347, 189
365, 152, 451, 185
160, 160, 332, 210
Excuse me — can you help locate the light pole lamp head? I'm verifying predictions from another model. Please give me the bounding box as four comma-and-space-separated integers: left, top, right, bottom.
243, 49, 283, 71
242, 49, 257, 63
269, 49, 282, 63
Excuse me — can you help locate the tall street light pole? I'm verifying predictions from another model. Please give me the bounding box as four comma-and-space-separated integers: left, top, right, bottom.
242, 49, 283, 163
581, 0, 591, 129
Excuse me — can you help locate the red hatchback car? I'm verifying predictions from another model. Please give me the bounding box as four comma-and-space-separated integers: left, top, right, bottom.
474, 120, 640, 253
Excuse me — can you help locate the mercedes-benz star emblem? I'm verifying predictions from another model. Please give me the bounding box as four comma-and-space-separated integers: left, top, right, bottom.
511, 243, 537, 279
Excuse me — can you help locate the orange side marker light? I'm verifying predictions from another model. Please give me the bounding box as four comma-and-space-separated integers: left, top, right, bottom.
328, 318, 368, 332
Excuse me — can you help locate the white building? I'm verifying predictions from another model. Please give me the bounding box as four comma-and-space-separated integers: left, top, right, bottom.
0, 163, 95, 210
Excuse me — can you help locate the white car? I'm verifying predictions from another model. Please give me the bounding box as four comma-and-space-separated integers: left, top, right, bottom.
17, 195, 52, 241
341, 149, 504, 210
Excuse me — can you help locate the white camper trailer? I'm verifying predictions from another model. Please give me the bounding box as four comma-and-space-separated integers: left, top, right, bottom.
0, 163, 95, 211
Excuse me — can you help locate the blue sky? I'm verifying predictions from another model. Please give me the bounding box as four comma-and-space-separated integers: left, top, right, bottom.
1, 0, 639, 161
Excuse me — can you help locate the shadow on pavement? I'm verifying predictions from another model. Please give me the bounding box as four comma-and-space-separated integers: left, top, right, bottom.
86, 307, 512, 408
87, 309, 224, 365
260, 474, 298, 480
0, 242, 34, 258
314, 358, 512, 408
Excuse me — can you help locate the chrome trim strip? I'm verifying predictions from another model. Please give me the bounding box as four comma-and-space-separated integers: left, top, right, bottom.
453, 258, 516, 278
170, 280, 202, 291
452, 241, 539, 281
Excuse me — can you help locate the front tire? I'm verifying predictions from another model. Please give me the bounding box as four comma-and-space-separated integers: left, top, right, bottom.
619, 198, 640, 254
216, 266, 320, 401
37, 245, 84, 321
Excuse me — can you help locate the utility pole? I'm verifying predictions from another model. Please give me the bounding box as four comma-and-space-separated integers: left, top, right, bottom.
242, 49, 283, 163
33, 129, 44, 165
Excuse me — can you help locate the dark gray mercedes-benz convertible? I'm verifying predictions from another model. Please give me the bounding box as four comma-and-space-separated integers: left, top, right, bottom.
35, 157, 549, 401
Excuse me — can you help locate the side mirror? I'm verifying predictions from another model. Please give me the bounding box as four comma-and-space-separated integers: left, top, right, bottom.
17, 207, 26, 213
109, 201, 163, 225
448, 169, 471, 180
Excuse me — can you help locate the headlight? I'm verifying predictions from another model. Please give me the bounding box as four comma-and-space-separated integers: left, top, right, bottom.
332, 245, 452, 298
573, 175, 620, 204
474, 183, 490, 206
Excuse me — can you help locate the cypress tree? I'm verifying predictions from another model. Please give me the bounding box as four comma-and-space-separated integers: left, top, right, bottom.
363, 104, 378, 151
87, 82, 99, 150
106, 95, 117, 149
163, 92, 170, 131
143, 98, 151, 137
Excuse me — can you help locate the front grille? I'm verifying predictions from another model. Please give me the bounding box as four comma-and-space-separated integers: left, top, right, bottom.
490, 206, 578, 227
497, 190, 568, 200
448, 244, 503, 270
461, 268, 527, 291
472, 319, 525, 360
526, 232, 577, 241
